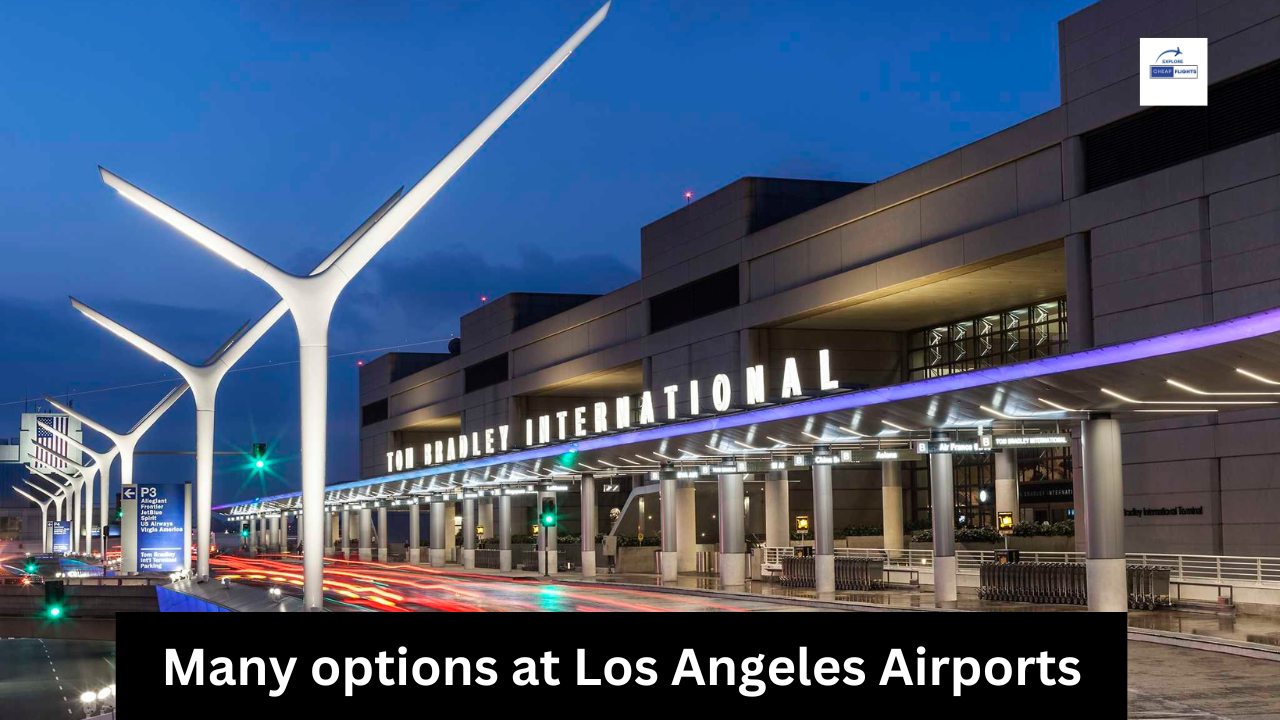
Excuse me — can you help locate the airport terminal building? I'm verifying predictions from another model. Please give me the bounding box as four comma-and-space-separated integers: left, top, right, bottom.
354, 0, 1280, 562
215, 0, 1280, 609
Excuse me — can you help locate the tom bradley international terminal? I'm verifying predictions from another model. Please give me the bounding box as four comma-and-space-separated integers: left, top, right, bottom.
218, 0, 1280, 611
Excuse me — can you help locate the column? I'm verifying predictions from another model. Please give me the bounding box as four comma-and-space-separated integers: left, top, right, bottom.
676, 479, 697, 572
268, 515, 279, 553
882, 462, 904, 555
377, 507, 388, 562
812, 449, 835, 594
249, 516, 258, 558
580, 475, 597, 577
717, 473, 746, 587
408, 502, 421, 564
478, 499, 494, 548
498, 494, 512, 571
1065, 232, 1094, 353
279, 513, 288, 552
429, 500, 446, 567
358, 508, 372, 561
1082, 417, 1126, 612
765, 470, 790, 548
930, 431, 957, 605
995, 450, 1020, 527
340, 509, 351, 560
462, 498, 476, 569
323, 511, 332, 554
445, 503, 456, 560
659, 472, 679, 581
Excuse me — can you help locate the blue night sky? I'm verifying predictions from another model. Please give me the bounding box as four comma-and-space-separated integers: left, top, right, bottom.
0, 0, 1091, 506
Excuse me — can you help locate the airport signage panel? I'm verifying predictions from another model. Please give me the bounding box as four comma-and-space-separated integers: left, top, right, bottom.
993, 434, 1070, 448
137, 483, 190, 573
51, 520, 72, 553
915, 440, 992, 454
123, 483, 191, 574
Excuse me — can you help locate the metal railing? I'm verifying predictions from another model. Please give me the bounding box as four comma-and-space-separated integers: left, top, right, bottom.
761, 547, 1280, 588
474, 549, 501, 569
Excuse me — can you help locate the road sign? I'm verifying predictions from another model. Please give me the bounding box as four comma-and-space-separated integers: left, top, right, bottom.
122, 483, 191, 575
51, 521, 72, 554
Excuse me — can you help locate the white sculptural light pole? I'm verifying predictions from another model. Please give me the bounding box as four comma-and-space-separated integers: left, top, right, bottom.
14, 486, 53, 553
98, 2, 610, 610
70, 188, 402, 579
31, 446, 94, 555
32, 455, 86, 554
45, 384, 188, 572
40, 422, 118, 559
26, 472, 69, 551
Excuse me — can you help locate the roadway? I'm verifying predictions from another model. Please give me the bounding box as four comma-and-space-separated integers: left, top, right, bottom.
1128, 640, 1280, 717
0, 637, 115, 720
210, 555, 827, 612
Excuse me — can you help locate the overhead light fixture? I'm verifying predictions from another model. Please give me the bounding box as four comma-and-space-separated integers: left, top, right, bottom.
1237, 368, 1280, 385
882, 420, 914, 432
1101, 388, 1274, 405
765, 436, 791, 446
837, 426, 865, 437
1167, 378, 1280, 395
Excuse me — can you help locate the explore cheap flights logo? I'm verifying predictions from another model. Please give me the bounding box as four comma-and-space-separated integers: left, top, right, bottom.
1140, 38, 1207, 106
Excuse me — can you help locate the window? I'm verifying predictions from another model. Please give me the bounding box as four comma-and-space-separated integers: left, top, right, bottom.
649, 266, 739, 333
361, 399, 388, 427
906, 299, 1067, 381
464, 353, 509, 394
1084, 59, 1280, 192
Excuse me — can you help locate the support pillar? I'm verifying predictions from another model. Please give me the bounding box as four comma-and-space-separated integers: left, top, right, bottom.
765, 471, 790, 549
478, 499, 493, 548
930, 432, 957, 605
882, 461, 904, 556
268, 515, 279, 553
1066, 232, 1094, 353
498, 494, 512, 571
377, 507, 388, 562
429, 500, 446, 567
812, 449, 835, 594
445, 503, 456, 560
1082, 417, 1126, 612
358, 508, 372, 561
340, 510, 351, 560
249, 516, 258, 557
580, 475, 597, 577
995, 450, 1020, 525
676, 480, 696, 572
659, 473, 679, 581
462, 498, 476, 569
324, 512, 333, 554
717, 473, 746, 587
408, 503, 421, 564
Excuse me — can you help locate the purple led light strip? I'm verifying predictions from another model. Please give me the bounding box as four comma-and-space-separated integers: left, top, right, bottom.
216, 305, 1280, 509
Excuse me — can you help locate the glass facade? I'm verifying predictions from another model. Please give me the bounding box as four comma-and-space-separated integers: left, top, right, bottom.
906, 299, 1068, 381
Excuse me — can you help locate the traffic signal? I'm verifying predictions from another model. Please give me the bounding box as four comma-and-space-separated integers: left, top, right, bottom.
44, 580, 65, 620
540, 498, 557, 528
252, 443, 267, 469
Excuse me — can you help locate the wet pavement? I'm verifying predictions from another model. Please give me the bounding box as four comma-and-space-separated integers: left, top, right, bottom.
1129, 640, 1280, 718
211, 556, 833, 612
1130, 610, 1280, 649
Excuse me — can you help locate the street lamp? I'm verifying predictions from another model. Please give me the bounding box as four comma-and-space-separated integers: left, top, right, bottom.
98, 2, 610, 610
12, 486, 53, 553
44, 383, 189, 573
69, 186, 402, 580
39, 422, 118, 559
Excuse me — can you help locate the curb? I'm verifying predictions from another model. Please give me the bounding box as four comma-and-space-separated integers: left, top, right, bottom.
1128, 627, 1280, 662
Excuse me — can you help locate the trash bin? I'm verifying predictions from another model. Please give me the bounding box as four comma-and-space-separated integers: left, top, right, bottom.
994, 548, 1020, 564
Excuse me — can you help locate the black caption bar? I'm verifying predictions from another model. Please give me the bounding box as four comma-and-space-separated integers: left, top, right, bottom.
118, 611, 1125, 715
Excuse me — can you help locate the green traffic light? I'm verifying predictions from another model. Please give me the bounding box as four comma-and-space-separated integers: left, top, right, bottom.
255, 460, 265, 469
47, 606, 61, 618
26, 564, 36, 573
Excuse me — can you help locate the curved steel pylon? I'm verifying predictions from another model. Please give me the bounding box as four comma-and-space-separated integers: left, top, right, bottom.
69, 187, 403, 579
13, 486, 54, 553
98, 3, 611, 609
44, 383, 188, 572
29, 445, 93, 555
40, 422, 119, 559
